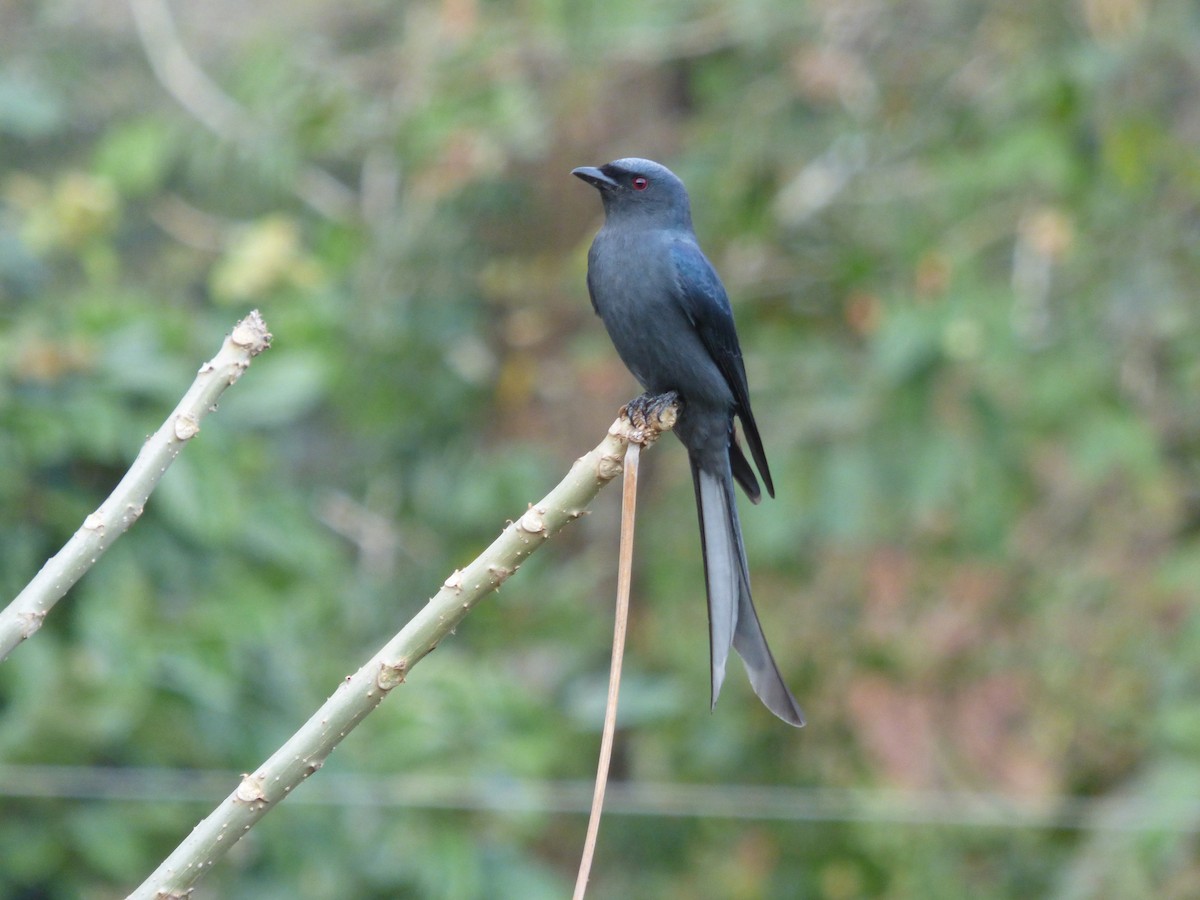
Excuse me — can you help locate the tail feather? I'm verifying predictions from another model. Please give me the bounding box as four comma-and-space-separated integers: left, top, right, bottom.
692, 459, 805, 727
729, 440, 761, 504
694, 464, 739, 707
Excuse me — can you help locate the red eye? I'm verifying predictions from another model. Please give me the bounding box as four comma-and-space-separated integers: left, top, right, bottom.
631, 176, 649, 191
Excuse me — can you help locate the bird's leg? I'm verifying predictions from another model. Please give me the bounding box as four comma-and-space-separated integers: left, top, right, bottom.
623, 390, 681, 431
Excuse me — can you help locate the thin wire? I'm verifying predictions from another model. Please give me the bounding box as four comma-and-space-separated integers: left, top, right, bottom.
4, 765, 1198, 834
573, 441, 640, 900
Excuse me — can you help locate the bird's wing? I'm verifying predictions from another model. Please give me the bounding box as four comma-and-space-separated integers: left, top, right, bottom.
669, 239, 774, 498
584, 255, 601, 317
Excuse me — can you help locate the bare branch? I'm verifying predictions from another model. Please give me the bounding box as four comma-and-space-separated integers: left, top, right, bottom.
0, 311, 272, 662
126, 400, 677, 900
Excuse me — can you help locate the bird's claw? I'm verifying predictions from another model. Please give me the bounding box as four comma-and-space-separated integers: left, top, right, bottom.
623, 390, 681, 435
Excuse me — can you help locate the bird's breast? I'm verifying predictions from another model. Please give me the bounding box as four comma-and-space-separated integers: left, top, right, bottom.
587, 228, 733, 411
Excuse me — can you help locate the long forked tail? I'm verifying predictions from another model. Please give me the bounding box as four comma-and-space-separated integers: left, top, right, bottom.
692, 458, 805, 727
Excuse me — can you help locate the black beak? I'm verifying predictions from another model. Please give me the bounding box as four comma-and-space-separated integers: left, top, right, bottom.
572, 166, 618, 191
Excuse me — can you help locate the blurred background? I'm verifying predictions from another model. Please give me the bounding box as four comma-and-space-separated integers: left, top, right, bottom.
2, 0, 1199, 896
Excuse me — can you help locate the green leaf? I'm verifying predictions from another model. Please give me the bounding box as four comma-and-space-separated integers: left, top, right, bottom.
93, 118, 175, 197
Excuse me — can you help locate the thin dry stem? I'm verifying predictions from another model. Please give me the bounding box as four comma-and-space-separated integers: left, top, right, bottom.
573, 441, 641, 900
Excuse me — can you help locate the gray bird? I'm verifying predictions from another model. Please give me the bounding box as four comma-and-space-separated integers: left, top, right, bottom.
572, 157, 804, 727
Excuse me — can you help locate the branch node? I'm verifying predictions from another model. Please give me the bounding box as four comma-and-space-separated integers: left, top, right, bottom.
174, 413, 200, 441
596, 451, 623, 481
442, 569, 464, 593
517, 506, 547, 535
234, 774, 269, 809
17, 611, 44, 638
487, 563, 514, 585
377, 658, 408, 691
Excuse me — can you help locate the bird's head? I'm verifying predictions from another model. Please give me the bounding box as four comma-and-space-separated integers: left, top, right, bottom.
572, 158, 693, 229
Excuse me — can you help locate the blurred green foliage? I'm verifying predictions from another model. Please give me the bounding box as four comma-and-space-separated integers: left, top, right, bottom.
2, 0, 1199, 896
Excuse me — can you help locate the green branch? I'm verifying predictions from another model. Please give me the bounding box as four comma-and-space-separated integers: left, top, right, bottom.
126, 400, 677, 900
0, 311, 272, 662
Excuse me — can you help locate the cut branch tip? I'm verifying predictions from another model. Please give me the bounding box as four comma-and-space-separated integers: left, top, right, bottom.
230, 310, 272, 354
